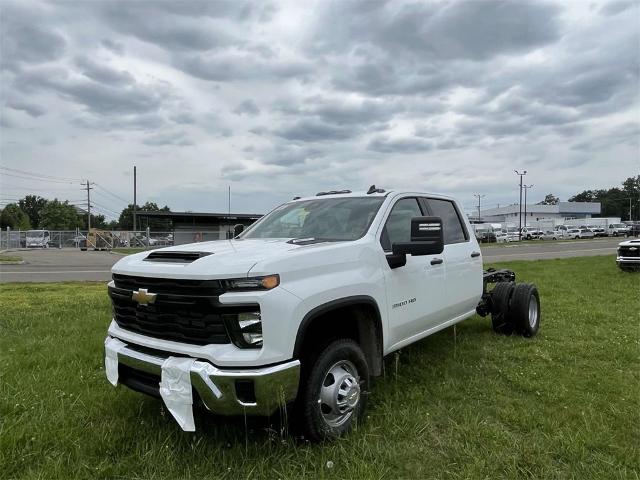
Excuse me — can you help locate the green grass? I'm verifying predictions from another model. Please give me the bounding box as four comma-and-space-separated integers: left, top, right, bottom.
0, 254, 23, 263
1, 256, 638, 479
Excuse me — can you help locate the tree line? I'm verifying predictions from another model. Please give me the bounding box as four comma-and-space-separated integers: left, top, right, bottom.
0, 195, 171, 231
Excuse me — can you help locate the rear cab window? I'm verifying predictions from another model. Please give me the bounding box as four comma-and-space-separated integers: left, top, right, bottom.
422, 198, 469, 244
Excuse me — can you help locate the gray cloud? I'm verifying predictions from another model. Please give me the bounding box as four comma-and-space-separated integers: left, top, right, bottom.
600, 0, 638, 16
5, 100, 46, 117
234, 99, 260, 115
174, 50, 312, 82
368, 136, 434, 154
75, 56, 135, 86
143, 131, 193, 146
0, 4, 67, 71
274, 120, 362, 142
101, 39, 124, 54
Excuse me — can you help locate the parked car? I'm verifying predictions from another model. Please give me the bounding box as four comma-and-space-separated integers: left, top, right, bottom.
539, 230, 559, 240
567, 228, 594, 239
587, 225, 606, 237
608, 223, 630, 237
521, 227, 542, 240
479, 231, 497, 243
495, 231, 510, 243
104, 187, 541, 440
617, 239, 640, 271
25, 230, 50, 248
626, 224, 640, 237
505, 227, 520, 241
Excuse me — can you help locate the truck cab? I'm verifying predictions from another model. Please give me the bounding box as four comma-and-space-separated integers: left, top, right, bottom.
104, 187, 540, 440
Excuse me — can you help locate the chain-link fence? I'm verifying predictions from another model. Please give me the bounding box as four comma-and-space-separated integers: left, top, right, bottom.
0, 229, 175, 250
0, 229, 222, 250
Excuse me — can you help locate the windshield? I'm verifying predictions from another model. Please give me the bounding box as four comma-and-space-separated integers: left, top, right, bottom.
27, 231, 44, 238
241, 197, 385, 241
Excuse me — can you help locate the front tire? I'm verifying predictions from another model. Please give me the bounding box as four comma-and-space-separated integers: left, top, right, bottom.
297, 339, 369, 441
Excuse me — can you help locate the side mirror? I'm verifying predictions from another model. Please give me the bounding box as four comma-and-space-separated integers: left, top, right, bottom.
233, 224, 245, 237
389, 217, 444, 268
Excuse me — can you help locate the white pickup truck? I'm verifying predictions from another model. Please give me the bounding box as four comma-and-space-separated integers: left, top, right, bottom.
104, 187, 541, 440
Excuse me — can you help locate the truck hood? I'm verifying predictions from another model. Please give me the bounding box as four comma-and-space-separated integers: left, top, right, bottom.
111, 238, 345, 279
618, 239, 640, 247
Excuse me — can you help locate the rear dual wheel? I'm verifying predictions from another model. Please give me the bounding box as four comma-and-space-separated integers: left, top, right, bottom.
491, 282, 540, 337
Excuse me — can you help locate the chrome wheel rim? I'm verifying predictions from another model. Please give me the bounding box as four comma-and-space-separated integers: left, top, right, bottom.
318, 360, 360, 427
528, 296, 538, 328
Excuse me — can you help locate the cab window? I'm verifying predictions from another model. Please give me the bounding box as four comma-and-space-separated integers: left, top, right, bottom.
380, 198, 423, 252
425, 198, 468, 244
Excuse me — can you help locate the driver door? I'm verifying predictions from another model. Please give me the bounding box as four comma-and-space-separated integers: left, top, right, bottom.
380, 197, 448, 349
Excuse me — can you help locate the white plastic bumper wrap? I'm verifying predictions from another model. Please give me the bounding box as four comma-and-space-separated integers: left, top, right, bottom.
159, 357, 197, 432
104, 337, 127, 386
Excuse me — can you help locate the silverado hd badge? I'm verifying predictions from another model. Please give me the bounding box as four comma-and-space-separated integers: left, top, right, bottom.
132, 288, 157, 306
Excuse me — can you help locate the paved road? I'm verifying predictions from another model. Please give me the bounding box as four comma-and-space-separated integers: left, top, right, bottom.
0, 238, 623, 283
481, 237, 620, 263
0, 249, 120, 283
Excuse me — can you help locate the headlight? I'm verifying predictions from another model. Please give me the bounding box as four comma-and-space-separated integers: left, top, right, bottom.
225, 274, 280, 291
223, 310, 263, 348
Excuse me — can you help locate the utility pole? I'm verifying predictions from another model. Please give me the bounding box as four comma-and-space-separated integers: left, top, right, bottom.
82, 180, 94, 231
523, 185, 533, 229
514, 170, 527, 241
133, 166, 137, 232
626, 197, 632, 221
228, 185, 231, 239
473, 194, 485, 222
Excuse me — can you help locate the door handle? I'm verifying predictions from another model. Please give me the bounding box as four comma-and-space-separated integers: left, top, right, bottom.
430, 258, 443, 265
471, 251, 481, 258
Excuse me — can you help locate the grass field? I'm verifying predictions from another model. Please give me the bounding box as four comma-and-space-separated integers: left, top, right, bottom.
0, 254, 23, 263
1, 256, 638, 479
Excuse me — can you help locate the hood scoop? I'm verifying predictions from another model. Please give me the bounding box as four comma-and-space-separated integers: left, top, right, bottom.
144, 251, 213, 263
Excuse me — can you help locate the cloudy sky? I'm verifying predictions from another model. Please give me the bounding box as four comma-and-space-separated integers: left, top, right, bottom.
1, 0, 638, 219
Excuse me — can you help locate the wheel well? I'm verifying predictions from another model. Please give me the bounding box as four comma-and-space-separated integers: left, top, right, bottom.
293, 297, 383, 376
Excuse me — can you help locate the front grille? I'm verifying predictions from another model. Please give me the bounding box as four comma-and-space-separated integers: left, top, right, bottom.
619, 246, 640, 258
112, 274, 225, 296
109, 275, 256, 346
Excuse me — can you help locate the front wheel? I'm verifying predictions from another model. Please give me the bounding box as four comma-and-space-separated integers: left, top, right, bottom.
297, 339, 369, 441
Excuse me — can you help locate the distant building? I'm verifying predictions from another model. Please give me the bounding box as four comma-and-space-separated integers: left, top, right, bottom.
480, 202, 601, 224
137, 211, 262, 245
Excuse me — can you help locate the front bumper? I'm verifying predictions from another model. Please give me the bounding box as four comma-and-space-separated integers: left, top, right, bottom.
104, 336, 300, 417
617, 256, 640, 265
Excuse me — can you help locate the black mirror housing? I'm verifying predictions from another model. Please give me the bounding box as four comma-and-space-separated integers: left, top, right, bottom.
392, 216, 444, 256
233, 224, 245, 237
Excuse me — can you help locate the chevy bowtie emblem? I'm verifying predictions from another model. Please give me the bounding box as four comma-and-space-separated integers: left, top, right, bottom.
132, 288, 157, 306
630, 247, 638, 251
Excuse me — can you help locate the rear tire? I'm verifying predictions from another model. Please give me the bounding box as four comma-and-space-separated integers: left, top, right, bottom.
491, 282, 515, 335
297, 339, 369, 442
507, 283, 541, 337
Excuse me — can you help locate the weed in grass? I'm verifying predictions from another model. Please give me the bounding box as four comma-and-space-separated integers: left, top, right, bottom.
0, 256, 638, 479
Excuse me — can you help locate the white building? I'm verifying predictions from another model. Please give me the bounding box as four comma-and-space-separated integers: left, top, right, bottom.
480, 202, 601, 225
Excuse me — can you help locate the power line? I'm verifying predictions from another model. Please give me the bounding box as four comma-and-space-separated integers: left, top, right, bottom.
0, 165, 83, 183
92, 189, 127, 210
94, 183, 130, 205
1, 172, 80, 185
90, 200, 120, 215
